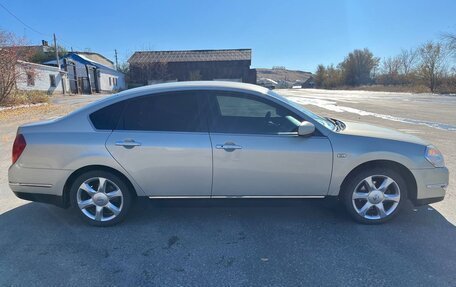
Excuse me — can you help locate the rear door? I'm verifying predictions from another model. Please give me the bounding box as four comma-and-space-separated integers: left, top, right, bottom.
207, 91, 333, 197
106, 91, 212, 197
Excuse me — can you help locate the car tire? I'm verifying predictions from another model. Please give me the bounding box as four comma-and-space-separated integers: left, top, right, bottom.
69, 170, 133, 226
343, 167, 407, 224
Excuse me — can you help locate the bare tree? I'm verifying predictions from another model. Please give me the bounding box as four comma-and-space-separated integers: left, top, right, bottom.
443, 32, 456, 58
382, 56, 401, 74
314, 64, 326, 88
0, 30, 33, 103
418, 41, 447, 92
398, 48, 417, 76
326, 64, 343, 88
381, 56, 402, 84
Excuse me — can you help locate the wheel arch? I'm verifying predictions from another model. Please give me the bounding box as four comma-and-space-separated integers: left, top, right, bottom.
339, 160, 417, 201
62, 165, 138, 208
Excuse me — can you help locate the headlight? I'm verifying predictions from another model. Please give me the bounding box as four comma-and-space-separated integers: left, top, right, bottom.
425, 145, 445, 167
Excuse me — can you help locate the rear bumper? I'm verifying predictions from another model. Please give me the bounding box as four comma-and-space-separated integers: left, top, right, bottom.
410, 167, 449, 206
8, 164, 72, 197
13, 192, 66, 208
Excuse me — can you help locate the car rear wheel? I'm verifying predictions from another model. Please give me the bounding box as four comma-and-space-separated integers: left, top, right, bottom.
343, 168, 407, 224
70, 170, 133, 226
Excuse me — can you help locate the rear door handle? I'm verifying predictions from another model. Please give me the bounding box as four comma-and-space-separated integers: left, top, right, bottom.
115, 139, 141, 148
215, 143, 243, 151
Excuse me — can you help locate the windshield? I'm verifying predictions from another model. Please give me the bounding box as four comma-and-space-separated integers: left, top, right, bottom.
269, 91, 336, 130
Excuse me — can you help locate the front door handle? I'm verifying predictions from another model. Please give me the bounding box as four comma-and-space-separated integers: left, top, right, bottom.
115, 139, 141, 148
215, 143, 243, 151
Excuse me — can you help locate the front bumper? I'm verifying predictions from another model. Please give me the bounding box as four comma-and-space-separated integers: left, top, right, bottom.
410, 167, 449, 206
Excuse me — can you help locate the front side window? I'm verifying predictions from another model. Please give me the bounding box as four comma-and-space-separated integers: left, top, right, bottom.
209, 92, 302, 134
269, 91, 336, 131
118, 92, 206, 132
217, 96, 279, 117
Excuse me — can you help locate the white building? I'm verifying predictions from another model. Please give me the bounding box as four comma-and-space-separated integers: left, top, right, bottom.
45, 52, 126, 94
16, 60, 66, 94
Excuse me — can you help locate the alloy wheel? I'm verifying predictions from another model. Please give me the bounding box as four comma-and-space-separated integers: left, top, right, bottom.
352, 175, 401, 220
76, 177, 124, 222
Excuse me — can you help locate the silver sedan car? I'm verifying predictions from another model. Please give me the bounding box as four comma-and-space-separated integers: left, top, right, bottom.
9, 82, 449, 226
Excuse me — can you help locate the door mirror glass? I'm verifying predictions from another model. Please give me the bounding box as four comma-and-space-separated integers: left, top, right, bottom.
298, 121, 315, 136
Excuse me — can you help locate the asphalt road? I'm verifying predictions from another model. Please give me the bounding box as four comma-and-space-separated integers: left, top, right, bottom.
0, 90, 455, 286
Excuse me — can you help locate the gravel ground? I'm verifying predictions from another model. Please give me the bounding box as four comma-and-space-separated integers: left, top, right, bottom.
0, 90, 455, 286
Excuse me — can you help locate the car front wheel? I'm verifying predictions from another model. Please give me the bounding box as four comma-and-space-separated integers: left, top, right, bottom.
70, 170, 133, 226
343, 168, 407, 224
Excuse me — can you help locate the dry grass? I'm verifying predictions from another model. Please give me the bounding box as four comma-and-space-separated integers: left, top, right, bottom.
0, 103, 75, 125
319, 84, 431, 94
0, 104, 55, 122
349, 84, 431, 94
0, 90, 50, 107
326, 84, 456, 95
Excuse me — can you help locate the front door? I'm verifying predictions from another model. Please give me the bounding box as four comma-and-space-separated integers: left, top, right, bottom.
106, 91, 212, 197
207, 91, 333, 197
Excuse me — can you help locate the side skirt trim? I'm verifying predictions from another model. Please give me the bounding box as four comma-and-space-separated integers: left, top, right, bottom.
212, 195, 325, 199
9, 182, 52, 188
148, 195, 325, 199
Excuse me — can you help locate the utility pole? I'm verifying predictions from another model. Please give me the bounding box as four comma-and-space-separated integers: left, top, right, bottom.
53, 33, 66, 94
53, 33, 60, 70
114, 49, 119, 70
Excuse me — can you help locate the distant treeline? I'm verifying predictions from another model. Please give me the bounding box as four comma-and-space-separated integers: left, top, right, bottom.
315, 35, 456, 94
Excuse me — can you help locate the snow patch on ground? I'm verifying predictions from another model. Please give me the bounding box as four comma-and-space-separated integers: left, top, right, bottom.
287, 96, 456, 132
0, 103, 48, 112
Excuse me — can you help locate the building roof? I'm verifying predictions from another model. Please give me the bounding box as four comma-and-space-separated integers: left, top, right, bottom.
44, 52, 122, 75
0, 45, 50, 61
128, 49, 252, 64
72, 51, 114, 68
17, 60, 63, 72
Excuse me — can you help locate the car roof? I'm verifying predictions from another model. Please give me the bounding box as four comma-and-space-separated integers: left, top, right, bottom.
117, 81, 270, 97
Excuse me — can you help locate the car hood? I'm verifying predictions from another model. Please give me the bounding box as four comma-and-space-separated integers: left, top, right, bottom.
338, 121, 429, 146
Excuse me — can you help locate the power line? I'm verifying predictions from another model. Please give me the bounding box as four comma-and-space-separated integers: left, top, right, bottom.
0, 2, 50, 37
0, 2, 116, 62
0, 2, 83, 52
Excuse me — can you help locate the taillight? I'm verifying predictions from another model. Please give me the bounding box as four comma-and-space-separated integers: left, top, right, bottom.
12, 134, 26, 164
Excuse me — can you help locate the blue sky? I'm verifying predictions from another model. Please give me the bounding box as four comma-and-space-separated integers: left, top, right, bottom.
1, 0, 455, 71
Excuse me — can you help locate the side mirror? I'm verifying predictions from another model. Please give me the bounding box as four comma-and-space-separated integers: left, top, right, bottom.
298, 121, 315, 136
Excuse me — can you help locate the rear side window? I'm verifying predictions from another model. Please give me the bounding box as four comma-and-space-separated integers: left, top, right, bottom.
90, 101, 125, 130
118, 92, 206, 132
